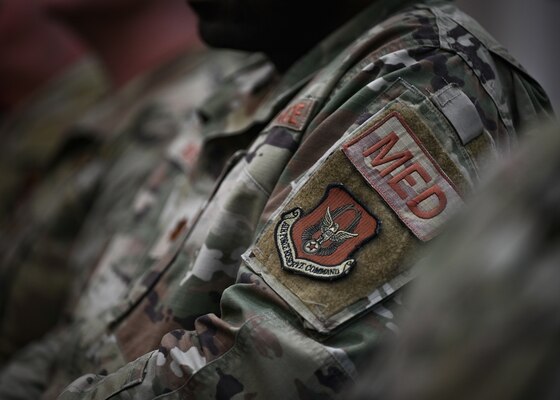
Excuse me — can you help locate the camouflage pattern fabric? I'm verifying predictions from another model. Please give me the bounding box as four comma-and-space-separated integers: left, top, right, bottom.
0, 57, 109, 218
0, 49, 247, 365
0, 57, 110, 364
351, 122, 560, 400
1, 0, 554, 398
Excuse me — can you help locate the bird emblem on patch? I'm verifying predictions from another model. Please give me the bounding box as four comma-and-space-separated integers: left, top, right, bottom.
275, 184, 379, 280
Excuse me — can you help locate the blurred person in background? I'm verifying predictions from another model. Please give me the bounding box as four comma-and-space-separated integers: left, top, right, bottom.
0, 0, 245, 366
0, 0, 554, 398
39, 0, 253, 331
44, 0, 203, 90
0, 0, 108, 219
351, 121, 560, 400
0, 0, 109, 364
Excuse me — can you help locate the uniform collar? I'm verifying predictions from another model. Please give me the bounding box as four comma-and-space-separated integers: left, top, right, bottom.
197, 0, 451, 142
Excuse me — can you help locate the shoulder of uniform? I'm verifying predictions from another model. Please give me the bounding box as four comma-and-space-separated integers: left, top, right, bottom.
196, 53, 276, 125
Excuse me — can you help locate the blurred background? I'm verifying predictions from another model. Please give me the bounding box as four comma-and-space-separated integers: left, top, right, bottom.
458, 0, 559, 111
1, 0, 558, 113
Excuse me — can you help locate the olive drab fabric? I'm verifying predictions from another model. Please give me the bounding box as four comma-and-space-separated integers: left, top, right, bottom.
0, 1, 553, 399
0, 49, 247, 365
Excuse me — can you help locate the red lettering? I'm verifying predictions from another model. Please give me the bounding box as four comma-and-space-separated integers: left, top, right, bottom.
288, 103, 306, 125
277, 102, 308, 128
278, 110, 290, 124
388, 163, 432, 199
406, 185, 447, 219
361, 129, 448, 220
362, 131, 413, 176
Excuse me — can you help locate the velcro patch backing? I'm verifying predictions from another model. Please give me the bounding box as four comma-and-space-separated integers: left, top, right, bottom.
244, 98, 469, 333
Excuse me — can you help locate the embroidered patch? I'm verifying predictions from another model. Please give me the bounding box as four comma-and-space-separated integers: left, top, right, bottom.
275, 185, 379, 280
272, 98, 316, 131
343, 111, 463, 241
243, 84, 475, 334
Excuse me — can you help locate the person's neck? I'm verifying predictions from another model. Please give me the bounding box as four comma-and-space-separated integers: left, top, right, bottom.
68, 1, 202, 89
0, 14, 85, 111
265, 0, 374, 73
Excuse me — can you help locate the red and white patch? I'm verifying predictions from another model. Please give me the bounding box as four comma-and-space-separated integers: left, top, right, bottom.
343, 112, 463, 241
275, 185, 379, 280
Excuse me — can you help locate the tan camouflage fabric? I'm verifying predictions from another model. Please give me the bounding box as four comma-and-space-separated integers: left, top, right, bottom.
351, 122, 560, 400
0, 0, 554, 398
0, 49, 247, 365
64, 51, 268, 319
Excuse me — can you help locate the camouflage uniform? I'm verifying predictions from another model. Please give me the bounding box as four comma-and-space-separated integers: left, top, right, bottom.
351, 122, 560, 400
0, 57, 109, 363
1, 0, 553, 398
65, 51, 268, 323
0, 57, 108, 218
0, 49, 246, 365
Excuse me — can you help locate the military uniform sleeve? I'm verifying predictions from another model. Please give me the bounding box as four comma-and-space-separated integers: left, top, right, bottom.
56, 4, 552, 399
59, 77, 485, 398
352, 122, 560, 400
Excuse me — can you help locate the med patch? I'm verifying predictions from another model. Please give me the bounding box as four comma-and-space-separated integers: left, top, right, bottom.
343, 111, 463, 241
243, 84, 472, 333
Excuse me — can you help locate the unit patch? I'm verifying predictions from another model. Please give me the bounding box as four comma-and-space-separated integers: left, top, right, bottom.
275, 185, 379, 280
243, 92, 472, 334
343, 111, 463, 241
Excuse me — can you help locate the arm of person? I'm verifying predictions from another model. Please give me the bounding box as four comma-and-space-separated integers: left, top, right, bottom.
56, 4, 553, 399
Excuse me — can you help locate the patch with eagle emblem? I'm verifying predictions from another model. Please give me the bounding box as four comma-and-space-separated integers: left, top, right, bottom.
275, 185, 379, 280
243, 83, 473, 333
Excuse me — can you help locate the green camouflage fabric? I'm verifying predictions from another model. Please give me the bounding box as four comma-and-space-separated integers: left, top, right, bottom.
0, 49, 247, 365
0, 57, 110, 364
351, 122, 560, 400
66, 52, 272, 323
1, 0, 554, 398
